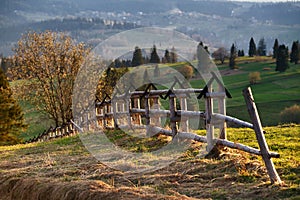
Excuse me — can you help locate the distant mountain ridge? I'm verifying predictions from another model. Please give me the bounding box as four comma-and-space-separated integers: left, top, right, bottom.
2, 0, 299, 25
0, 0, 299, 56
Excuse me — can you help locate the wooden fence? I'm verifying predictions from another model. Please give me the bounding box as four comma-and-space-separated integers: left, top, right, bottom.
28, 73, 282, 184
25, 122, 78, 143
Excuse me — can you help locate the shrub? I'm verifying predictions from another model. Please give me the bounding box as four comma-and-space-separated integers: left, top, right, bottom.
280, 104, 300, 124
179, 65, 194, 80
249, 72, 261, 84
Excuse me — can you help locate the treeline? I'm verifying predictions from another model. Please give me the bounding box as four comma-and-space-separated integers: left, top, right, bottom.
109, 45, 178, 68
72, 0, 238, 17
36, 17, 139, 32
212, 37, 300, 72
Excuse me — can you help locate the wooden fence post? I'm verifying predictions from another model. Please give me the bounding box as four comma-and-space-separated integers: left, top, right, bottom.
243, 87, 282, 184
180, 96, 189, 132
112, 101, 118, 129
125, 98, 131, 127
205, 85, 214, 152
132, 97, 142, 125
169, 94, 178, 138
218, 84, 227, 139
145, 94, 150, 136
152, 96, 161, 126
106, 104, 110, 128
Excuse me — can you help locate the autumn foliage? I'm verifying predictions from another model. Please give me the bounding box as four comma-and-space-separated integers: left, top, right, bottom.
11, 31, 90, 126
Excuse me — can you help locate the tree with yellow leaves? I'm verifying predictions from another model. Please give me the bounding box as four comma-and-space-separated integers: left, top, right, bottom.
11, 31, 90, 126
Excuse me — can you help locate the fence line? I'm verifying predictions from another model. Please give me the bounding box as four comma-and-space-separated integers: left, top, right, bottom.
25, 122, 78, 143
27, 74, 281, 184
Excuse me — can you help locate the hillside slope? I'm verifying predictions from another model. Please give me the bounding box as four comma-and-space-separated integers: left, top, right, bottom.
1, 126, 299, 199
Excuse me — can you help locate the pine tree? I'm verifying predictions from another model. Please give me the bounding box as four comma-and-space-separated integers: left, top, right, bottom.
257, 38, 267, 56
170, 47, 178, 63
290, 41, 299, 64
248, 37, 256, 57
273, 39, 279, 59
229, 43, 237, 69
149, 45, 160, 63
163, 49, 171, 63
198, 41, 209, 53
241, 50, 245, 57
0, 68, 26, 145
132, 46, 144, 67
276, 44, 289, 72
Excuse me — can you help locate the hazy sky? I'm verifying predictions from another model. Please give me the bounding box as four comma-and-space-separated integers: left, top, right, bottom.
232, 0, 297, 1
230, 0, 297, 2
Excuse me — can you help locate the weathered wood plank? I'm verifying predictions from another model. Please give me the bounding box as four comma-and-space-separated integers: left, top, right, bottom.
147, 125, 279, 158
169, 94, 178, 137
213, 113, 253, 129
243, 87, 282, 184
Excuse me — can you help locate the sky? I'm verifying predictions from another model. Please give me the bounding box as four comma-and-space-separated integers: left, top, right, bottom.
229, 0, 297, 2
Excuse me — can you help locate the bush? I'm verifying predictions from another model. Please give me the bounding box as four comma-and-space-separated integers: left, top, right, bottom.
179, 65, 194, 80
249, 72, 261, 84
280, 104, 300, 124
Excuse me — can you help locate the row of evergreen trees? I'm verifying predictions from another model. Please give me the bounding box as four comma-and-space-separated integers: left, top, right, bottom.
248, 37, 267, 57
110, 45, 178, 68
228, 38, 299, 72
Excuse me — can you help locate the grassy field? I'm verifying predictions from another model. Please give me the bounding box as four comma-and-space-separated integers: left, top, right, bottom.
14, 57, 300, 139
0, 125, 299, 199
2, 57, 300, 198
191, 56, 300, 126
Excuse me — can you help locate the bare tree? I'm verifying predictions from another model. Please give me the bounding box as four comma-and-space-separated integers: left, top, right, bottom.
212, 47, 228, 64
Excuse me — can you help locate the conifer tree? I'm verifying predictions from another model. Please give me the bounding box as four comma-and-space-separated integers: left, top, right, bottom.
132, 46, 144, 67
290, 41, 299, 64
248, 37, 256, 57
257, 38, 267, 56
163, 49, 171, 63
149, 45, 160, 63
273, 39, 279, 59
276, 44, 289, 72
170, 47, 178, 63
229, 43, 237, 69
0, 68, 26, 145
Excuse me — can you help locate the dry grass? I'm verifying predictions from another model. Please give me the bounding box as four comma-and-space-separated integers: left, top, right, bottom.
0, 127, 299, 200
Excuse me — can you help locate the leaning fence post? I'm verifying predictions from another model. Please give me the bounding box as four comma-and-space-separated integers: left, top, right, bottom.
243, 87, 282, 184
